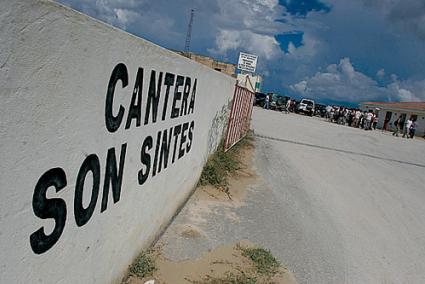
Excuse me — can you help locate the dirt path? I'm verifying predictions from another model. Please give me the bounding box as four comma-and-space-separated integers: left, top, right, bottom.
125, 138, 297, 284
127, 241, 297, 284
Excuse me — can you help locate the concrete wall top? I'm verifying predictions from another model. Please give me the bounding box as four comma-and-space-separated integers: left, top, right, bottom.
0, 0, 235, 283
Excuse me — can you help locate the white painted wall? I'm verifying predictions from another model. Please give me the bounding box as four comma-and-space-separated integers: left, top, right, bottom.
377, 111, 425, 136
0, 1, 235, 283
362, 104, 425, 136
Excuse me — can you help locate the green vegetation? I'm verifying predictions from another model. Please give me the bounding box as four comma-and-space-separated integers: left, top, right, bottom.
195, 271, 257, 284
128, 250, 157, 279
199, 133, 254, 194
193, 244, 282, 284
240, 247, 280, 275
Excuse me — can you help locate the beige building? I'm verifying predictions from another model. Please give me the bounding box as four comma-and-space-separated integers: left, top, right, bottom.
176, 51, 236, 77
361, 102, 425, 137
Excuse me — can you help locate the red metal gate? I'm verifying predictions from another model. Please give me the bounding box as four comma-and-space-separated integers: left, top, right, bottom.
224, 84, 255, 151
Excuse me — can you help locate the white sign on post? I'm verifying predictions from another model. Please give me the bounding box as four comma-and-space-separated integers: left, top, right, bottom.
237, 52, 258, 73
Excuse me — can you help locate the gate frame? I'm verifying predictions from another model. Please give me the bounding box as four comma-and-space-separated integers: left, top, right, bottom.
224, 83, 255, 151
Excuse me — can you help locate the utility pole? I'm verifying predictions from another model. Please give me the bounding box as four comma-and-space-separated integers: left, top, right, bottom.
184, 9, 195, 57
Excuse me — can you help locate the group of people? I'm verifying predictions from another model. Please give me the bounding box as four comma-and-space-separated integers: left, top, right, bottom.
324, 106, 418, 138
391, 116, 418, 139
325, 106, 379, 130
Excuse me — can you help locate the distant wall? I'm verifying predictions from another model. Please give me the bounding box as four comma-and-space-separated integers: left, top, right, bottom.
362, 104, 425, 136
176, 51, 236, 77
0, 1, 235, 283
380, 111, 425, 136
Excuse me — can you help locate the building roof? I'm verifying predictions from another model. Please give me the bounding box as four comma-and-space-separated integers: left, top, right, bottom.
363, 102, 425, 112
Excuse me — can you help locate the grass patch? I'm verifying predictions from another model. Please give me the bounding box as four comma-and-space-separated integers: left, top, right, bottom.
194, 271, 257, 284
240, 247, 280, 276
191, 244, 282, 284
199, 132, 254, 194
128, 250, 157, 279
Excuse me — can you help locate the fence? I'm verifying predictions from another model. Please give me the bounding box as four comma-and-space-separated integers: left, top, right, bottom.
224, 84, 255, 151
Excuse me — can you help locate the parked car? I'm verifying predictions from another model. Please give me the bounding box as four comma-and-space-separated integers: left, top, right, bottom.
254, 92, 267, 107
298, 99, 315, 116
293, 100, 300, 113
269, 94, 287, 111
315, 103, 327, 117
275, 95, 290, 111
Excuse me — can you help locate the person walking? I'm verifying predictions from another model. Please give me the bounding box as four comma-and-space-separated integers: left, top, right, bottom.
392, 116, 401, 137
264, 94, 270, 110
372, 113, 378, 130
409, 119, 417, 138
285, 99, 291, 114
290, 100, 296, 112
326, 105, 332, 120
354, 109, 361, 127
402, 117, 413, 138
382, 117, 390, 132
365, 111, 373, 130
329, 107, 335, 122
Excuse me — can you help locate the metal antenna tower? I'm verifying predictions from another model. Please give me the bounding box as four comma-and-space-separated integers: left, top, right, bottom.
184, 9, 195, 55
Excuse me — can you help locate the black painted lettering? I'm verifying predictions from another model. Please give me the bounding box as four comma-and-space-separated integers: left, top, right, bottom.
180, 77, 191, 116
145, 71, 163, 125
152, 131, 162, 177
74, 154, 101, 227
186, 120, 195, 153
125, 68, 144, 129
106, 63, 128, 132
139, 136, 153, 185
101, 144, 127, 212
188, 79, 197, 114
171, 75, 184, 118
179, 122, 189, 159
162, 73, 175, 121
172, 124, 181, 163
30, 168, 67, 254
158, 128, 173, 173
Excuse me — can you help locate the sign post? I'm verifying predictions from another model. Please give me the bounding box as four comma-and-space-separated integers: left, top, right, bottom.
237, 52, 258, 73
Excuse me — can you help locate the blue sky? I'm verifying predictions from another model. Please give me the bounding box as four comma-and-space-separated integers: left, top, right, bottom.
57, 0, 425, 105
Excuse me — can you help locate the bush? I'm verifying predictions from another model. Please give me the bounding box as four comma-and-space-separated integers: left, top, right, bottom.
129, 251, 157, 279
199, 134, 253, 192
241, 247, 280, 275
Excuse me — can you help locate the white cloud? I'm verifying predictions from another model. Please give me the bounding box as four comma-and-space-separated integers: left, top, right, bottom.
58, 0, 332, 77
388, 78, 425, 102
206, 0, 328, 63
292, 80, 308, 93
58, 0, 145, 28
206, 0, 286, 60
113, 8, 139, 28
290, 57, 425, 102
210, 29, 280, 60
377, 68, 385, 79
58, 0, 178, 38
212, 30, 242, 52
57, 0, 425, 102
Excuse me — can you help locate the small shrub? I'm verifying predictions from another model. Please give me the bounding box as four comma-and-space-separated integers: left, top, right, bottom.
241, 247, 280, 276
195, 271, 257, 284
199, 133, 253, 191
129, 251, 157, 279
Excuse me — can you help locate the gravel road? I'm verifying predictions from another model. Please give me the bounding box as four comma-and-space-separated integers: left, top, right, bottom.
158, 107, 425, 284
